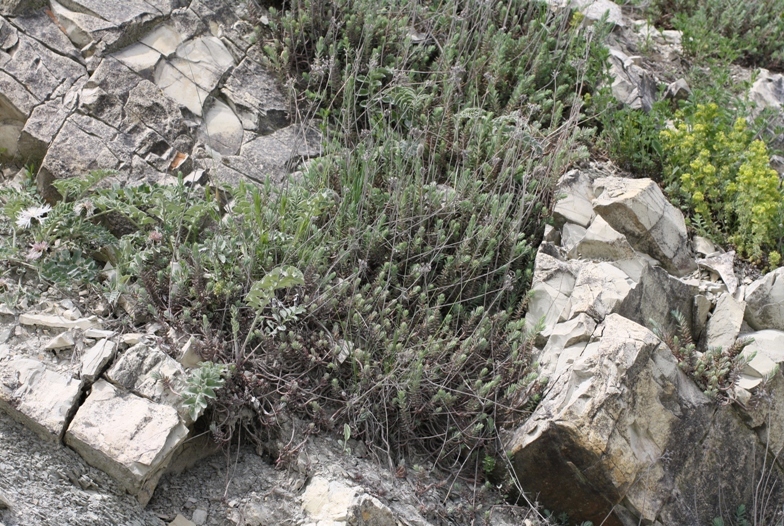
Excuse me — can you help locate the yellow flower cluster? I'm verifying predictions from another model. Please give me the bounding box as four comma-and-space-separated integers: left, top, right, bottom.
661, 103, 783, 263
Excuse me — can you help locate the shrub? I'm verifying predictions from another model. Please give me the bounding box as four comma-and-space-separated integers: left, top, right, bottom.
600, 102, 666, 178
638, 0, 784, 70
660, 102, 784, 261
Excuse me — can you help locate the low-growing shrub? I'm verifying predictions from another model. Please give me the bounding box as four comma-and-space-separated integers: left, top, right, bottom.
637, 0, 784, 70
660, 102, 784, 262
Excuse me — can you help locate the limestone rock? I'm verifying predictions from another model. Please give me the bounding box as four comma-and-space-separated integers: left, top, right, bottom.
704, 293, 745, 352
538, 313, 597, 378
507, 314, 767, 526
738, 330, 784, 390
749, 69, 784, 151
19, 313, 102, 330
236, 124, 322, 181
106, 343, 190, 421
300, 476, 397, 526
546, 0, 624, 26
593, 177, 695, 276
607, 47, 656, 111
693, 235, 716, 257
693, 294, 712, 340
744, 267, 784, 330
618, 263, 696, 338
0, 358, 82, 441
0, 0, 46, 16
524, 248, 580, 340
570, 214, 636, 261
222, 57, 289, 134
552, 169, 595, 228
697, 251, 738, 295
664, 78, 691, 102
560, 222, 586, 254
65, 379, 189, 506
199, 99, 243, 155
563, 261, 633, 322
80, 339, 118, 383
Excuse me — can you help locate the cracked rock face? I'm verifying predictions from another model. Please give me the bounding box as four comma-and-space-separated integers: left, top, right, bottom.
0, 0, 318, 196
509, 164, 784, 526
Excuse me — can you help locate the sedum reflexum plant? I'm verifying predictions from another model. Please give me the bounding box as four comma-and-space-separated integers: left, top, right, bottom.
660, 103, 783, 263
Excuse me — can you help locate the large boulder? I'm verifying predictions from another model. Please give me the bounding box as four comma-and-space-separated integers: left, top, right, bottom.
65, 379, 189, 506
507, 314, 776, 526
593, 177, 696, 276
744, 267, 784, 331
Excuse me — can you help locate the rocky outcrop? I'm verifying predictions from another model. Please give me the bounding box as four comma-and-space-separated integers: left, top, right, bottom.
0, 0, 317, 196
509, 163, 784, 525
509, 315, 763, 526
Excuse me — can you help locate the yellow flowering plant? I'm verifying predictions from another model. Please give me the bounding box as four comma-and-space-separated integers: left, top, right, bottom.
661, 103, 783, 264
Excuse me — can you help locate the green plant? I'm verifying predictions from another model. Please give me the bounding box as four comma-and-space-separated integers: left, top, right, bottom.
660, 102, 784, 262
652, 310, 752, 401
601, 101, 667, 177
181, 361, 231, 421
640, 0, 784, 70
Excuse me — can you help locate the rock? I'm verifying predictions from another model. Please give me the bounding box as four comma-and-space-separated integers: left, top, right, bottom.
222, 57, 289, 134
593, 177, 696, 276
697, 251, 738, 295
19, 313, 102, 330
552, 169, 595, 228
84, 329, 117, 339
140, 24, 183, 57
106, 343, 190, 421
80, 339, 118, 383
154, 59, 211, 116
570, 215, 636, 261
562, 262, 633, 322
17, 99, 72, 163
153, 36, 234, 116
178, 336, 203, 369
507, 314, 769, 526
607, 47, 656, 111
235, 124, 322, 182
749, 69, 784, 150
1, 0, 46, 15
524, 248, 580, 340
65, 379, 189, 506
300, 476, 397, 526
302, 476, 359, 522
560, 222, 586, 253
744, 267, 784, 330
547, 0, 624, 26
737, 330, 784, 389
704, 293, 745, 352
169, 515, 196, 526
0, 358, 83, 441
112, 42, 162, 75
44, 330, 76, 350
199, 99, 244, 155
0, 487, 11, 508
693, 294, 712, 340
0, 33, 85, 102
618, 263, 697, 338
191, 509, 207, 525
664, 78, 691, 102
693, 235, 716, 257
538, 313, 597, 378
